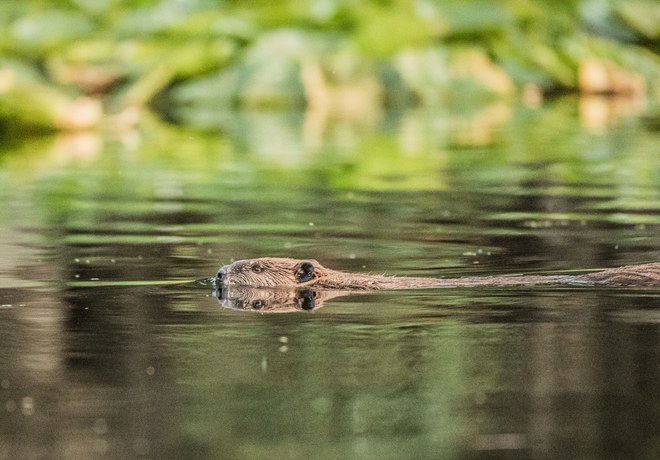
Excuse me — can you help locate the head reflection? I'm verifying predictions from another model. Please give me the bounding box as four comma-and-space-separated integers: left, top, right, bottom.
213, 286, 325, 313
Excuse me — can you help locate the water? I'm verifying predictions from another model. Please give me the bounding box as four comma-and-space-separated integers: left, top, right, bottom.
1, 98, 659, 459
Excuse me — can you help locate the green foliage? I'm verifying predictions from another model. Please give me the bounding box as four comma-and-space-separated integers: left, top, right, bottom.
615, 0, 660, 41
350, 1, 434, 57
0, 0, 658, 133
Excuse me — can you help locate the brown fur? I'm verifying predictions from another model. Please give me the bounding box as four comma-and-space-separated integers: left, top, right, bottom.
216, 258, 660, 290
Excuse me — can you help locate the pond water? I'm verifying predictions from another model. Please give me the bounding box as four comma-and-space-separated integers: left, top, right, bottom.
0, 98, 659, 459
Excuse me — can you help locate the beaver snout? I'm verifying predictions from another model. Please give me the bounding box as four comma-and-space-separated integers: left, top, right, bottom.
215, 266, 228, 284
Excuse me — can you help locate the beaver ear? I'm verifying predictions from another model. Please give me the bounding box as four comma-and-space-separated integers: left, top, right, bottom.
295, 261, 315, 283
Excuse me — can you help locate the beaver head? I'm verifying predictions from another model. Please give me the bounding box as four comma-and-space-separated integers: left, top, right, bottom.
215, 258, 321, 288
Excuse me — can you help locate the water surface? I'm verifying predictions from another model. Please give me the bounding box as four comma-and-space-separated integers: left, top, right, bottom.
1, 98, 659, 459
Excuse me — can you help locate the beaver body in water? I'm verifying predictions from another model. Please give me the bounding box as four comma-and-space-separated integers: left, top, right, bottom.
215, 258, 660, 290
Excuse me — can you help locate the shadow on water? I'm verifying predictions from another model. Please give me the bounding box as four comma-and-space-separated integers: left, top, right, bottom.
0, 98, 659, 459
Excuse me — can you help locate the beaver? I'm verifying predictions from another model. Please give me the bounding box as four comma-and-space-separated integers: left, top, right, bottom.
215, 258, 660, 290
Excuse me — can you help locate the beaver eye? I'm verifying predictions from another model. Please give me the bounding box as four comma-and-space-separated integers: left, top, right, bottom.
251, 264, 263, 273
251, 300, 265, 310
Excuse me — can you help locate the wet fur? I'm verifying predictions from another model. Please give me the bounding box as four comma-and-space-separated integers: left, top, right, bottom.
216, 258, 660, 290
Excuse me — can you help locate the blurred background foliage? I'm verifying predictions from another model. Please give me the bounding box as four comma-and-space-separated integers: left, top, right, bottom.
0, 0, 658, 135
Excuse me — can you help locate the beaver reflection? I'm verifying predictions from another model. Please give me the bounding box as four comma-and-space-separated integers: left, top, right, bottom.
213, 285, 347, 313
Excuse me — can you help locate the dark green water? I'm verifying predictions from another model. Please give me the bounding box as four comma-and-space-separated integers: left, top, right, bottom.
1, 99, 659, 459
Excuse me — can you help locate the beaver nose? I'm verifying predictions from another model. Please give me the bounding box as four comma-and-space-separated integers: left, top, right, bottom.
216, 267, 228, 284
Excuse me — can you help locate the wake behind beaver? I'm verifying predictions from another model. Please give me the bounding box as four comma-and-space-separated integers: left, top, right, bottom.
215, 258, 660, 290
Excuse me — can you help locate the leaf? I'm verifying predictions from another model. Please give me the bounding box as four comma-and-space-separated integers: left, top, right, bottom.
616, 0, 660, 39
11, 10, 95, 50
